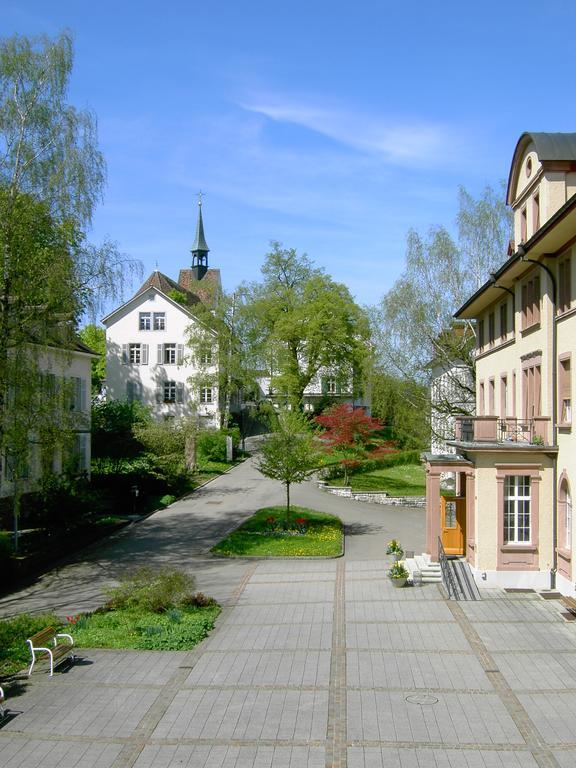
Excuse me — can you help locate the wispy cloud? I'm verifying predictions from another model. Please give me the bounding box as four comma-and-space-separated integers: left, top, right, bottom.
238, 95, 457, 166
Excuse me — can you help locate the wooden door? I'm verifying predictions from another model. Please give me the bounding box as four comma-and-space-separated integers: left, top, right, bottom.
441, 496, 466, 556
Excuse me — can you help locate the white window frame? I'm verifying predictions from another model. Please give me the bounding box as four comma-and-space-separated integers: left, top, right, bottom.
153, 312, 165, 330
200, 386, 213, 404
504, 475, 531, 544
129, 343, 141, 364
139, 312, 151, 331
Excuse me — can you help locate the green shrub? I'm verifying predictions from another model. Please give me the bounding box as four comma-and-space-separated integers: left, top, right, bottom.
105, 567, 196, 613
197, 430, 228, 462
0, 612, 62, 677
159, 494, 176, 508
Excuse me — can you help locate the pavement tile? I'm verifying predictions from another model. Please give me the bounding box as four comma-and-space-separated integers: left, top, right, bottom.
249, 571, 336, 583
474, 621, 576, 652
518, 691, 576, 743
459, 599, 564, 624
347, 690, 524, 745
55, 649, 188, 685
133, 744, 326, 767
224, 602, 334, 625
553, 751, 576, 767
346, 580, 442, 601
347, 650, 491, 690
346, 621, 471, 651
0, 738, 124, 768
1, 686, 159, 738
347, 746, 539, 767
151, 688, 329, 741
237, 581, 334, 604
346, 600, 454, 622
205, 622, 333, 651
184, 649, 330, 687
492, 651, 576, 690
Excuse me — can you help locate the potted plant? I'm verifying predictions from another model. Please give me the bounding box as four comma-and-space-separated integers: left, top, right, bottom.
389, 561, 409, 588
386, 539, 404, 560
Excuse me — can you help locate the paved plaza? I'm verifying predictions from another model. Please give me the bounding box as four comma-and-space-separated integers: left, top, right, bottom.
1, 459, 576, 767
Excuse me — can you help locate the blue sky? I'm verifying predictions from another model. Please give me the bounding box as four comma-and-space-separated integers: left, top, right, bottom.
5, 1, 576, 313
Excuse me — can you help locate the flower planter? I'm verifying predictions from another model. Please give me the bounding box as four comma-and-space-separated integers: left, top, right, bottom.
390, 577, 407, 588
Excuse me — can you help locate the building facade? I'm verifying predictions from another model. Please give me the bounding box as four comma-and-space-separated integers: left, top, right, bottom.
0, 341, 95, 497
103, 203, 229, 428
424, 132, 576, 595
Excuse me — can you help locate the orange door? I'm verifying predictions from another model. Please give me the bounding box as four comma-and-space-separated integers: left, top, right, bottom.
441, 497, 466, 556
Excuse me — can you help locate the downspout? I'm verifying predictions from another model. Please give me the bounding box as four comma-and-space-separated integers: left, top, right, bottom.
520, 251, 557, 589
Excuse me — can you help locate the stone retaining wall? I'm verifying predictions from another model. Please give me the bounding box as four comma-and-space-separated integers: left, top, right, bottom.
318, 482, 426, 508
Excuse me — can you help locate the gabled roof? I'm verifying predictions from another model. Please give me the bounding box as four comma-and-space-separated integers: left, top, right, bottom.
507, 132, 576, 204
133, 270, 200, 306
178, 267, 221, 305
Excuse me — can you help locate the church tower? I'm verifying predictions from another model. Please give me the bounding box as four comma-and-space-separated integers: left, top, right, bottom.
190, 196, 210, 281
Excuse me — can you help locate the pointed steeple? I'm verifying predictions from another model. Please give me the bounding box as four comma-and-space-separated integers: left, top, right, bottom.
191, 194, 209, 280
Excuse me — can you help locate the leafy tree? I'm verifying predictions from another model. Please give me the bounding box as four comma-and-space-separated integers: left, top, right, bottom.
374, 185, 512, 446
315, 403, 382, 484
369, 368, 429, 449
91, 400, 150, 473
79, 324, 106, 395
241, 243, 370, 410
186, 290, 259, 428
256, 410, 319, 527
0, 31, 141, 543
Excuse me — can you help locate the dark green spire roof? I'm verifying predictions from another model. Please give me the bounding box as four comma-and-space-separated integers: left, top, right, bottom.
191, 200, 210, 254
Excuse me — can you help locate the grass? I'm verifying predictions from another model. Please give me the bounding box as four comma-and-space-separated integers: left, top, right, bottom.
0, 568, 221, 677
331, 463, 426, 496
70, 604, 220, 651
211, 506, 343, 557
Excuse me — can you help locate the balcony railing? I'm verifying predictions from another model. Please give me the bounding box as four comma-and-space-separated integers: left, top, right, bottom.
454, 415, 550, 445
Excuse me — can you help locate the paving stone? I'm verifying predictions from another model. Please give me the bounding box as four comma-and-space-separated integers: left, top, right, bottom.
346, 600, 453, 623
1, 686, 158, 738
553, 751, 576, 767
237, 581, 334, 604
346, 580, 442, 601
347, 690, 524, 745
151, 688, 329, 741
250, 571, 336, 583
58, 649, 188, 685
347, 746, 539, 767
184, 649, 330, 687
0, 738, 124, 768
347, 650, 492, 690
225, 602, 334, 625
133, 744, 326, 768
518, 691, 576, 743
347, 621, 471, 651
256, 560, 338, 574
492, 651, 576, 690
474, 621, 576, 652
460, 599, 564, 623
206, 621, 333, 651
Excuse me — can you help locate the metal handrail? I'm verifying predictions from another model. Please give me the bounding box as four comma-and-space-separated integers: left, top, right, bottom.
437, 537, 460, 600
497, 418, 533, 442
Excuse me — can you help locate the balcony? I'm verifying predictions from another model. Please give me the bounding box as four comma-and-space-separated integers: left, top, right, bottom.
454, 415, 551, 446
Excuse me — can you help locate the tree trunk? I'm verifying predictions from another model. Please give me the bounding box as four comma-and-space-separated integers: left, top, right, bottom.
285, 481, 291, 529
185, 431, 197, 474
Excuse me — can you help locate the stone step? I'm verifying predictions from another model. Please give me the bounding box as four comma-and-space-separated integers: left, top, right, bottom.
406, 556, 443, 583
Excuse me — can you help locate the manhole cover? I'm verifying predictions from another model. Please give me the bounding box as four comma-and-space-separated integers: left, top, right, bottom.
405, 694, 438, 705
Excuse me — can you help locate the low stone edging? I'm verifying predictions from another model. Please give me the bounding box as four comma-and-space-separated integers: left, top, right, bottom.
317, 481, 426, 508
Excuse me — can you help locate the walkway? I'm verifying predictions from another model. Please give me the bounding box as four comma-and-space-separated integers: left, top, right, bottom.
3, 460, 576, 766
2, 559, 576, 767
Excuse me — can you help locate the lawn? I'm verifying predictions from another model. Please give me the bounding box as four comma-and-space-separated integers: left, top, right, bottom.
331, 463, 425, 496
0, 569, 220, 678
211, 506, 343, 557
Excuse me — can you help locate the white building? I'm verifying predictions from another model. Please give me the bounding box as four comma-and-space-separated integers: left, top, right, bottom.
102, 203, 225, 427
0, 340, 95, 497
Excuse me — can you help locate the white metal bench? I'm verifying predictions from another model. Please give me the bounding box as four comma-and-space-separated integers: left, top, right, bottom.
27, 627, 75, 677
0, 686, 5, 718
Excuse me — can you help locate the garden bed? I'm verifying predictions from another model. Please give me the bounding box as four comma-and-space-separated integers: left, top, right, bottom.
211, 506, 343, 558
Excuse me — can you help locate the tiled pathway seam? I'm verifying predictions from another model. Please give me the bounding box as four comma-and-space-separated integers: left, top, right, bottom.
447, 598, 561, 768
326, 560, 346, 768
110, 562, 258, 768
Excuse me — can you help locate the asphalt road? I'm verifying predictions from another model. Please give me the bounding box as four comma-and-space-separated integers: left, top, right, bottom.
0, 452, 425, 618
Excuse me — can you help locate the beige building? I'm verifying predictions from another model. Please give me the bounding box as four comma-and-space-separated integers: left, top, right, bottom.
424, 132, 576, 595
